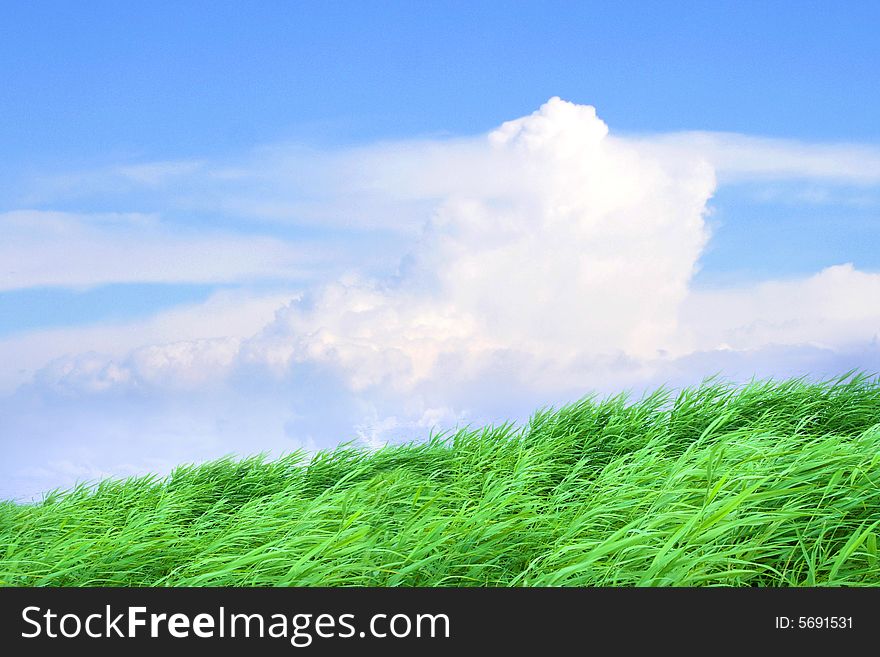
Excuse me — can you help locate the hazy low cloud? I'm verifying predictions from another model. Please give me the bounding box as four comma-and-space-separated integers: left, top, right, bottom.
0, 288, 296, 393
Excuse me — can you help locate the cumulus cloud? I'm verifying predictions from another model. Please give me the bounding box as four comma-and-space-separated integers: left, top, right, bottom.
0, 288, 297, 393
683, 264, 880, 352
33, 337, 243, 395
240, 98, 716, 392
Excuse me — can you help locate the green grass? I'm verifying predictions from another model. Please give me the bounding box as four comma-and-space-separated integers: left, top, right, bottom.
2, 373, 880, 586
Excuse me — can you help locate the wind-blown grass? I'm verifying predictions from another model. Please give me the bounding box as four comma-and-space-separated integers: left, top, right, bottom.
2, 374, 880, 586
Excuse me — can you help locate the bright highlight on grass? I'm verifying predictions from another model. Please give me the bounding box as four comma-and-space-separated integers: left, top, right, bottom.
2, 374, 880, 586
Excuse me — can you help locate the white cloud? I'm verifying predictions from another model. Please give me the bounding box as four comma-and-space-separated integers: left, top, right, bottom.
33, 337, 243, 395
0, 288, 297, 393
21, 107, 880, 236
683, 264, 880, 352
0, 210, 331, 290
14, 98, 880, 403
117, 160, 206, 185
239, 98, 716, 393
639, 131, 880, 185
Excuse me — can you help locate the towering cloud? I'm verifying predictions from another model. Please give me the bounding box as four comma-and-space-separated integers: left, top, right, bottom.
244, 98, 716, 392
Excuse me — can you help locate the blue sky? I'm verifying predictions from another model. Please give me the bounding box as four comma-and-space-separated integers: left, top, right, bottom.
2, 2, 880, 498
3, 1, 880, 159
2, 0, 880, 331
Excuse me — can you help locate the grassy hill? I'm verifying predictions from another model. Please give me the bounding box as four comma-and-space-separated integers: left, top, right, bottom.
2, 374, 880, 586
